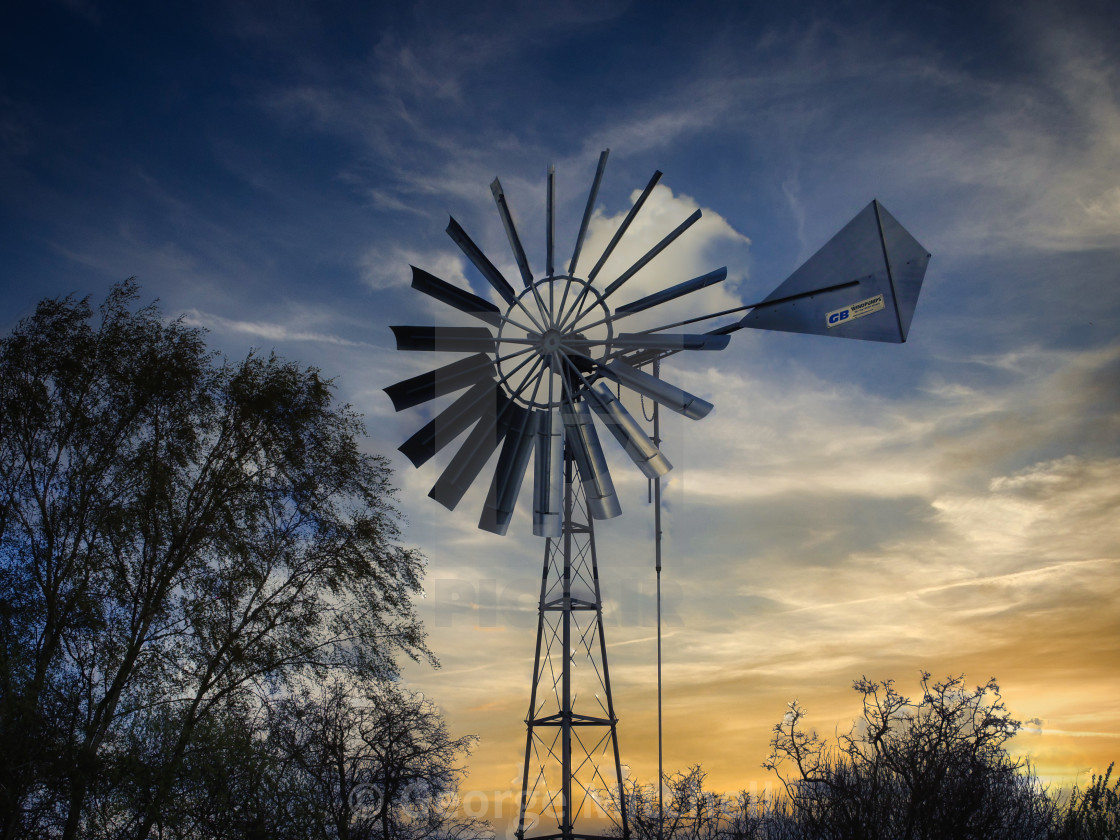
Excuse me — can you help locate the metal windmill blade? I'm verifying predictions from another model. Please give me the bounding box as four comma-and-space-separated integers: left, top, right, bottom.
386, 150, 730, 537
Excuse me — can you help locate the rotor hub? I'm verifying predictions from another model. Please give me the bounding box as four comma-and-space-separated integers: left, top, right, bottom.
537, 328, 563, 354
494, 275, 613, 410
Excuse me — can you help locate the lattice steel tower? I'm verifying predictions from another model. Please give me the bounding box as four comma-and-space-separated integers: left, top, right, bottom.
517, 455, 626, 839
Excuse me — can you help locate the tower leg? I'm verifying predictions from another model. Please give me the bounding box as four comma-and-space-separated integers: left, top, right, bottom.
517, 452, 628, 840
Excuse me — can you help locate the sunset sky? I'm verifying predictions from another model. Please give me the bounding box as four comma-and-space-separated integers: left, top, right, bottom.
2, 0, 1118, 827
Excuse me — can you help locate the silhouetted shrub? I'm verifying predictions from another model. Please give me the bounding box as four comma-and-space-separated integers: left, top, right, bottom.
1054, 762, 1120, 840
764, 673, 1064, 839
614, 675, 1115, 840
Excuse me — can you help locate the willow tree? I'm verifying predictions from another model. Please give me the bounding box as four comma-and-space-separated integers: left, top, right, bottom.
0, 280, 430, 840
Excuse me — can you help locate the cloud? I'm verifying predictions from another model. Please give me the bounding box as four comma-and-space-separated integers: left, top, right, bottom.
579, 98, 734, 161
578, 183, 752, 325
932, 456, 1120, 569
810, 3, 1120, 258
181, 308, 376, 349
358, 245, 472, 292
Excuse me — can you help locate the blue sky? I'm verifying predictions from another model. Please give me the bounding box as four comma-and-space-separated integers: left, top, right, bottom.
3, 0, 1119, 821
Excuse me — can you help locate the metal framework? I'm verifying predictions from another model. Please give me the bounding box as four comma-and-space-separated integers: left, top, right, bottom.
517, 453, 627, 840
383, 150, 930, 840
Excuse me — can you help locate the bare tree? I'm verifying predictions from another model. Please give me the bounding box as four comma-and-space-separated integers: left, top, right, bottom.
130, 677, 486, 840
261, 677, 486, 840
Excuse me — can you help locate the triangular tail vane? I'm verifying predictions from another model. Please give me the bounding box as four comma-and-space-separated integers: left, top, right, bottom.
739, 200, 930, 343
